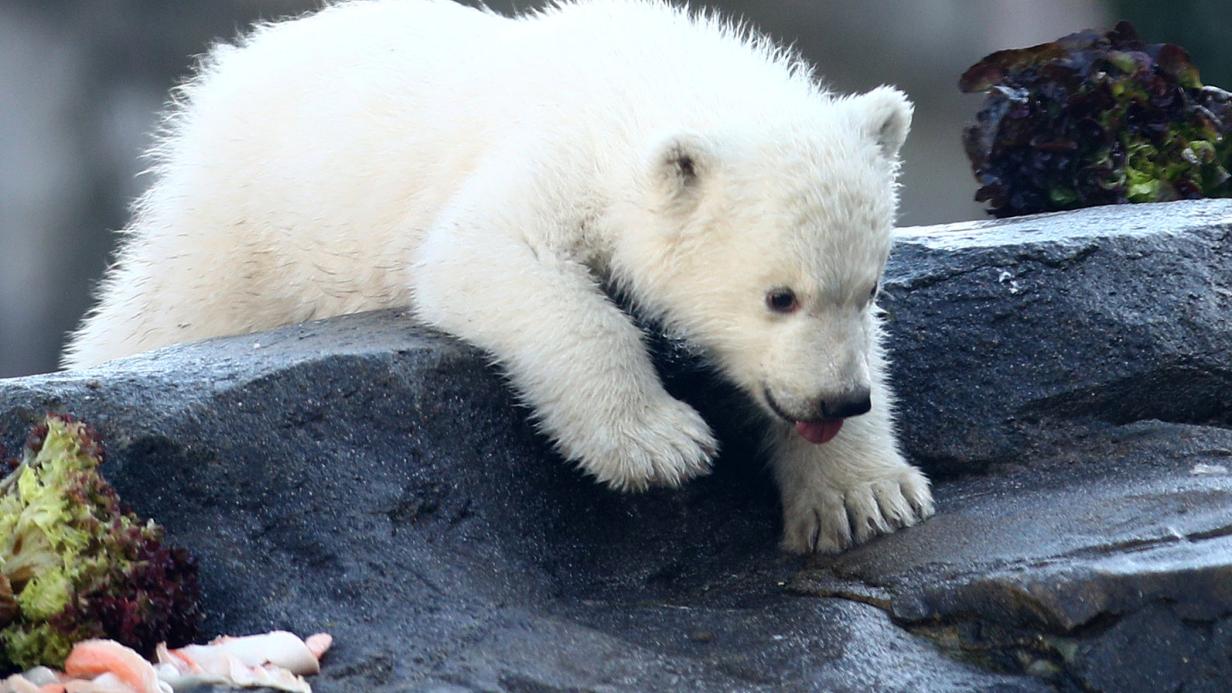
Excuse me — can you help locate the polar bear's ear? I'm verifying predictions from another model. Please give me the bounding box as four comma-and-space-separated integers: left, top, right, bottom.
647, 132, 715, 212
852, 86, 913, 160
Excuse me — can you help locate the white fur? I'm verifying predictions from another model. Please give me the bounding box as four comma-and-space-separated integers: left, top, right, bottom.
65, 0, 934, 552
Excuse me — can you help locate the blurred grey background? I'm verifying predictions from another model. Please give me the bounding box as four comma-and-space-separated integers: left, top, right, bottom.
2, 0, 1227, 377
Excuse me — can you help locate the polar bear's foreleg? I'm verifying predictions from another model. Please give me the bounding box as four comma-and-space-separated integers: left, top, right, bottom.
770, 377, 934, 554
411, 183, 716, 491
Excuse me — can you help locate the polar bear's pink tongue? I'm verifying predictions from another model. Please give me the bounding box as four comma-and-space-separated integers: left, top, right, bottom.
795, 420, 843, 444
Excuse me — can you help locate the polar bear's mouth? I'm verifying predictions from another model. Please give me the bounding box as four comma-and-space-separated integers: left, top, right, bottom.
793, 420, 844, 445
763, 389, 845, 444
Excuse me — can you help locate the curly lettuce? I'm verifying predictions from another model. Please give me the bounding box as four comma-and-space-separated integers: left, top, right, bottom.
960, 21, 1232, 217
0, 415, 201, 670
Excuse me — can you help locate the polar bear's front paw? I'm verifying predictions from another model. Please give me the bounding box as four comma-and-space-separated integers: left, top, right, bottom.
780, 465, 934, 554
576, 395, 717, 492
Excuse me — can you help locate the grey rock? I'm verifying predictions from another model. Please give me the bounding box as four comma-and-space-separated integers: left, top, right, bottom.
793, 420, 1232, 690
797, 200, 1232, 691
0, 314, 1030, 691
0, 200, 1229, 691
883, 199, 1232, 473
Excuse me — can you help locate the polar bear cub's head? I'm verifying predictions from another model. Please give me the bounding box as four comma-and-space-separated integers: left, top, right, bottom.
613, 87, 912, 435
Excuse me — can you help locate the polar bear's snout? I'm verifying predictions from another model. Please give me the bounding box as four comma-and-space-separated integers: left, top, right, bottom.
814, 386, 872, 420
762, 384, 871, 446
763, 384, 871, 424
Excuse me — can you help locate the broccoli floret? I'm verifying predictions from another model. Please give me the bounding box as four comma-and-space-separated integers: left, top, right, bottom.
960, 21, 1232, 217
0, 415, 201, 671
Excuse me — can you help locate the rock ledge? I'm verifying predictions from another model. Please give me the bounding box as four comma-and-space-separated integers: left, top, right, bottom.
2, 200, 1230, 691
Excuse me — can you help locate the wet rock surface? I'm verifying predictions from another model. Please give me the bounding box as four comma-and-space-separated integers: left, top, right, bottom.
883, 199, 1232, 475
1, 200, 1230, 691
793, 420, 1232, 690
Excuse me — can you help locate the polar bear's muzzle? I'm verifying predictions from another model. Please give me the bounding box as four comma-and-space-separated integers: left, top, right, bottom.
815, 387, 873, 420
763, 386, 872, 445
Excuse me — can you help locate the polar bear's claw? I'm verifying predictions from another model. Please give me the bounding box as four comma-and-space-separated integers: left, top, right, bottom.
780, 465, 934, 555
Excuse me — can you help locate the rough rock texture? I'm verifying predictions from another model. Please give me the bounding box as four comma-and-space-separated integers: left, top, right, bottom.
1, 200, 1230, 691
884, 199, 1232, 474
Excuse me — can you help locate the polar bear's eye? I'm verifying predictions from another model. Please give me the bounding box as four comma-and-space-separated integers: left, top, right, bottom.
766, 289, 799, 314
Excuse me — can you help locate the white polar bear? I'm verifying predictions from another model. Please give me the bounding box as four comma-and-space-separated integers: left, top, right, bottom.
64, 0, 934, 553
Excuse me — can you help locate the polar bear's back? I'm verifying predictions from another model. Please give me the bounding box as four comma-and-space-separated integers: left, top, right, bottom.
64, 0, 824, 369
158, 0, 820, 218
159, 0, 509, 238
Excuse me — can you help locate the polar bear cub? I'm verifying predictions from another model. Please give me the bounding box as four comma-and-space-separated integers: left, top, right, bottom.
65, 0, 934, 553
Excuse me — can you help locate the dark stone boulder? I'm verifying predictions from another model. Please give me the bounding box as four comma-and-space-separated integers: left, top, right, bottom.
883, 200, 1232, 474
0, 315, 1031, 691
793, 419, 1232, 690
1, 199, 1229, 691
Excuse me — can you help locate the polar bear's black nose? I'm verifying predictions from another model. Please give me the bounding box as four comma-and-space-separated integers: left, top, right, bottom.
818, 388, 872, 419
